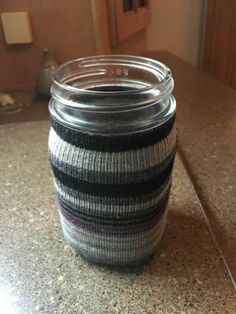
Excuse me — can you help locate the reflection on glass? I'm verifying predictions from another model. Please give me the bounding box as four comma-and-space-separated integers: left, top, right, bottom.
123, 0, 133, 12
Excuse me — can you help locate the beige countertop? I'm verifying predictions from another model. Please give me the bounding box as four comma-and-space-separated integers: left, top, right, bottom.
0, 121, 234, 313
147, 51, 236, 284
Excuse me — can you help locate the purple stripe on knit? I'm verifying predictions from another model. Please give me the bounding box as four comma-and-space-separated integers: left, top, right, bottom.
59, 201, 168, 236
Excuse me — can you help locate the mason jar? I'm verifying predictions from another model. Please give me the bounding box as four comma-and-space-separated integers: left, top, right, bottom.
48, 55, 177, 266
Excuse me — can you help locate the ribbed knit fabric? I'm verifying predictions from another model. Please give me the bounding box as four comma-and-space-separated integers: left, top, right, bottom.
48, 114, 177, 265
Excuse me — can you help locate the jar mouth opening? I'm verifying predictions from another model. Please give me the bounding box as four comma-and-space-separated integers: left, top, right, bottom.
53, 55, 172, 96
50, 55, 176, 134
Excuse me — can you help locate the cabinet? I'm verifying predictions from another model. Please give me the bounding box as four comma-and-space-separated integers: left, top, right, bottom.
202, 0, 236, 88
108, 0, 150, 46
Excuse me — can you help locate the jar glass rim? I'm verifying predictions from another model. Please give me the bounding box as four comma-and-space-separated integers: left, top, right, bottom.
50, 54, 176, 134
52, 54, 173, 96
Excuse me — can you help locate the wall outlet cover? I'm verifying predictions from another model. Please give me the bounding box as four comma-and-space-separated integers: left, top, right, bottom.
1, 12, 33, 44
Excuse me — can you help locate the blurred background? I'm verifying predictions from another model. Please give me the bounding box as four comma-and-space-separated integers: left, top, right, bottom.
0, 0, 235, 91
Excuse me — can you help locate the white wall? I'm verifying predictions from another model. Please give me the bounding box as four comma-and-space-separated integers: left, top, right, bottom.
147, 0, 203, 66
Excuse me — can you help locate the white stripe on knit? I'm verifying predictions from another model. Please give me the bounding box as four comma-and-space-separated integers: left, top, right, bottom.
48, 126, 176, 173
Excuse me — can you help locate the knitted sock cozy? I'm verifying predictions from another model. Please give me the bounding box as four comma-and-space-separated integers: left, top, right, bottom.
48, 114, 177, 266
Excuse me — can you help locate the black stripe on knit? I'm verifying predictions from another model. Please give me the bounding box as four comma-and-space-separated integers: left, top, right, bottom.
56, 175, 171, 206
50, 113, 175, 152
51, 158, 174, 197
49, 145, 177, 184
58, 187, 170, 226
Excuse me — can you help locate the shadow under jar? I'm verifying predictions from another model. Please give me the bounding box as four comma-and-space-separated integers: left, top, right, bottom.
48, 55, 177, 266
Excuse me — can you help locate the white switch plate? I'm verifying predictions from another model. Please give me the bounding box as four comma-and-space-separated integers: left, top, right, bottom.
1, 12, 33, 44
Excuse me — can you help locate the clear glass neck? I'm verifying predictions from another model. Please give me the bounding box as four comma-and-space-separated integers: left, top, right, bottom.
49, 55, 176, 134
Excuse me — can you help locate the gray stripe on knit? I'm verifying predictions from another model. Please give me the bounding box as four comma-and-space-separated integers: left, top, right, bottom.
60, 211, 166, 245
54, 176, 171, 214
69, 241, 157, 266
48, 127, 177, 174
50, 146, 176, 184
61, 215, 166, 264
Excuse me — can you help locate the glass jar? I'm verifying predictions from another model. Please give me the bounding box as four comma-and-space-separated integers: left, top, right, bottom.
48, 55, 177, 266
